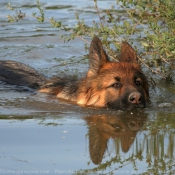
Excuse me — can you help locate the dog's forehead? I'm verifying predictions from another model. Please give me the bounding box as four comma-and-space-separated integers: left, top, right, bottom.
101, 62, 141, 79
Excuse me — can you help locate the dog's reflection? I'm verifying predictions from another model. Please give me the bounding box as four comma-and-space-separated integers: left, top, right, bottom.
85, 112, 147, 165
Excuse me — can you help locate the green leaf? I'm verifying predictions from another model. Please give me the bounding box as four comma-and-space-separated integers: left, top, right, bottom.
171, 50, 175, 54
141, 42, 149, 47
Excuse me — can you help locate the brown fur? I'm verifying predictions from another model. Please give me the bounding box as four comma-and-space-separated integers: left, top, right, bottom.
39, 37, 149, 109
0, 37, 149, 110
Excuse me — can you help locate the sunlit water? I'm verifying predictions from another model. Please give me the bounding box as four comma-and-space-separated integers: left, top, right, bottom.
0, 0, 175, 174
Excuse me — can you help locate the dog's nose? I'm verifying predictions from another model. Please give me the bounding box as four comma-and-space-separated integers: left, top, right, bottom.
128, 92, 142, 104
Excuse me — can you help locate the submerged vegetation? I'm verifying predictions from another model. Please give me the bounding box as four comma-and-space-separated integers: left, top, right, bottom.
6, 0, 175, 81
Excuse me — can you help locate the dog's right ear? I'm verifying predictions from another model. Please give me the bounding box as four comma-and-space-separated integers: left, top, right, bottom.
88, 37, 109, 76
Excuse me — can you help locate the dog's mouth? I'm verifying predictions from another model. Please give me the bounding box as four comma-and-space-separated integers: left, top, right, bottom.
107, 101, 146, 110
124, 104, 145, 110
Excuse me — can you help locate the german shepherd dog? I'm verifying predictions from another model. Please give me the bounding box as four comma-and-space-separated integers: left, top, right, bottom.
0, 37, 149, 110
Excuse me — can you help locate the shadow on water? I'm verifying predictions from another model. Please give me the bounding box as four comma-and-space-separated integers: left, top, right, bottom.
80, 111, 175, 174
85, 112, 148, 165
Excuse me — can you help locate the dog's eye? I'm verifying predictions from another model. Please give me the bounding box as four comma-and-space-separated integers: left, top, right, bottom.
135, 80, 141, 86
135, 78, 142, 86
111, 82, 122, 88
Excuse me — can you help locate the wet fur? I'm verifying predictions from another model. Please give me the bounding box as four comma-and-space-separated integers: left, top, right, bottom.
40, 37, 149, 109
0, 37, 149, 109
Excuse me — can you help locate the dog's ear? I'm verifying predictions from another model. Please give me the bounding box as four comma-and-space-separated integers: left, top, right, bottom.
88, 37, 109, 76
120, 42, 138, 63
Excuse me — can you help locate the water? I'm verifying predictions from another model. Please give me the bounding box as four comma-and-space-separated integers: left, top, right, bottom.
0, 0, 175, 174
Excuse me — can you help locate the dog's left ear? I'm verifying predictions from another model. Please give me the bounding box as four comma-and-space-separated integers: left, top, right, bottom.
120, 42, 138, 63
88, 37, 109, 76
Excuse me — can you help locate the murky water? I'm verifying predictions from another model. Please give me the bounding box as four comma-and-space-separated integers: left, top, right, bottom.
0, 0, 175, 174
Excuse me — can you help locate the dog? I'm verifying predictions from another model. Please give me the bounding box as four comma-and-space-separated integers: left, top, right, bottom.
0, 37, 149, 110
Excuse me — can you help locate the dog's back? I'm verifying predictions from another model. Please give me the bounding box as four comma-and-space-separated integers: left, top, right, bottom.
0, 60, 46, 89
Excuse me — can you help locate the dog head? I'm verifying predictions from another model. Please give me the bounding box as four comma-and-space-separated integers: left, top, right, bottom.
77, 37, 149, 110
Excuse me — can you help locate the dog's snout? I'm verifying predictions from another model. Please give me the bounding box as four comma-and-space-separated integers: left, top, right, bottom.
128, 92, 142, 104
